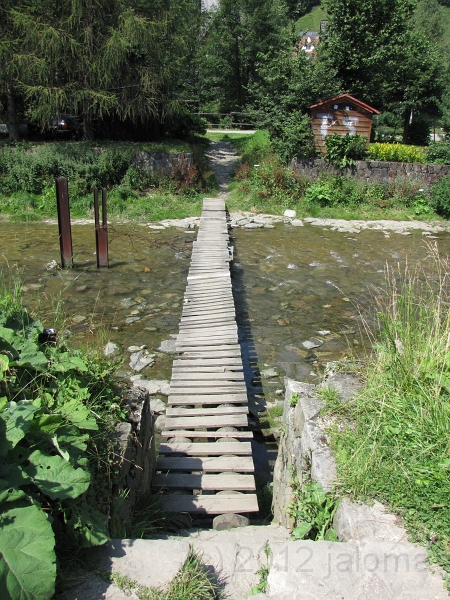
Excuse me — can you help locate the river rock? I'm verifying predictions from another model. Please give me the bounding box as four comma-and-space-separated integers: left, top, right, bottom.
261, 367, 278, 378
302, 338, 323, 349
157, 339, 176, 354
103, 342, 120, 357
128, 345, 145, 352
283, 209, 296, 218
150, 399, 166, 414
154, 415, 166, 431
72, 315, 87, 324
134, 379, 170, 396
120, 298, 136, 309
244, 222, 263, 229
129, 351, 155, 372
45, 259, 59, 271
213, 513, 249, 530
291, 219, 304, 227
125, 317, 140, 324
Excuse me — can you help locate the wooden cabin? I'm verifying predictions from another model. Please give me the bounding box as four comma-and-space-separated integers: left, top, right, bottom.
309, 94, 380, 154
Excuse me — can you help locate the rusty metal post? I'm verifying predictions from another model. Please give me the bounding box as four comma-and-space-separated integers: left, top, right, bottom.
55, 177, 73, 268
94, 187, 109, 268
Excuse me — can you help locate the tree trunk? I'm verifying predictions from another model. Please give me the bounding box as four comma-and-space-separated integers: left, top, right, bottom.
6, 78, 20, 141
83, 102, 95, 140
402, 110, 412, 144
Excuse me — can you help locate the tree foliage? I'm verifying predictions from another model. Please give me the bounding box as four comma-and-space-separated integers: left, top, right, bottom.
199, 0, 289, 113
1, 0, 202, 140
249, 45, 340, 162
321, 0, 445, 140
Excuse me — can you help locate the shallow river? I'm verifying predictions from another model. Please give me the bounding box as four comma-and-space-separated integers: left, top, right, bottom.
1, 221, 449, 396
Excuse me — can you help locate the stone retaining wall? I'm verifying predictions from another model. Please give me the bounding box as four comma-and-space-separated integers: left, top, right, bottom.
132, 151, 193, 176
112, 388, 156, 533
272, 378, 337, 529
290, 157, 450, 186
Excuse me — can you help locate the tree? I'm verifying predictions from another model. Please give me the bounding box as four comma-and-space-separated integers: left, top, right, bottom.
12, 0, 202, 140
320, 0, 445, 141
250, 45, 341, 161
0, 0, 26, 140
198, 0, 289, 113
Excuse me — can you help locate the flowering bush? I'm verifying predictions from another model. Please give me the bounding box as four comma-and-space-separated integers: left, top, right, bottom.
368, 143, 427, 163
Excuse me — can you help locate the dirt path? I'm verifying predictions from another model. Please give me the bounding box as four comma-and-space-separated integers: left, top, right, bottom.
205, 140, 239, 196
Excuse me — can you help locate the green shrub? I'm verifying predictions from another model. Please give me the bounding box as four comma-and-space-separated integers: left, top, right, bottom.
431, 176, 450, 218
324, 133, 368, 168
427, 140, 450, 165
269, 112, 317, 165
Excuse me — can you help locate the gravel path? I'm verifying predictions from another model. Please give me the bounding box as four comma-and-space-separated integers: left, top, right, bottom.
204, 140, 239, 196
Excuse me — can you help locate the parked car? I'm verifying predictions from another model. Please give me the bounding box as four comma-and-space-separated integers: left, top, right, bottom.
50, 114, 82, 138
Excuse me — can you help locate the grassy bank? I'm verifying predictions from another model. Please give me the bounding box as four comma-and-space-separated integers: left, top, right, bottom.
219, 131, 448, 221
326, 246, 450, 575
1, 131, 449, 223
0, 139, 214, 222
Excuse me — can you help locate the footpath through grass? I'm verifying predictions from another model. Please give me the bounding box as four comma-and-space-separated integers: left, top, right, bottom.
327, 245, 450, 575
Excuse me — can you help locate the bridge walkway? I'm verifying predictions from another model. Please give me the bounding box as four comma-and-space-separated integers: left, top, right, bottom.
152, 198, 259, 515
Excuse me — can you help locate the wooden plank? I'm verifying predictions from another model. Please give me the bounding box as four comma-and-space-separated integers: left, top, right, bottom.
158, 441, 251, 455
156, 455, 254, 472
160, 494, 259, 514
161, 429, 253, 438
177, 349, 242, 358
182, 301, 235, 310
178, 324, 237, 333
166, 406, 247, 417
168, 393, 248, 405
164, 414, 248, 429
153, 473, 255, 491
170, 372, 244, 382
172, 358, 242, 367
179, 319, 236, 328
176, 334, 238, 343
180, 314, 235, 323
175, 340, 238, 349
169, 383, 246, 393
172, 366, 243, 373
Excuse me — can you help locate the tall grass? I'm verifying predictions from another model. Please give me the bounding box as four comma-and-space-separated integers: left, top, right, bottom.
331, 243, 450, 573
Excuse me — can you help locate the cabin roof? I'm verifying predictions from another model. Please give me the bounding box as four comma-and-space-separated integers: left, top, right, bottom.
309, 94, 380, 115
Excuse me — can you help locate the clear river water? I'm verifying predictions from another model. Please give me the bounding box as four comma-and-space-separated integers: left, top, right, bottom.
1, 221, 449, 401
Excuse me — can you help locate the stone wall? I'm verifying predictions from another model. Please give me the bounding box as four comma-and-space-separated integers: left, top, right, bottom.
290, 157, 450, 186
112, 389, 156, 533
272, 378, 337, 528
132, 151, 193, 177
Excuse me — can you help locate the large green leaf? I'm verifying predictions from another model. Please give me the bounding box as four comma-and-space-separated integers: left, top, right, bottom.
0, 401, 39, 457
58, 397, 98, 431
64, 502, 109, 547
14, 340, 48, 371
29, 414, 63, 436
0, 325, 18, 349
0, 502, 56, 600
25, 450, 90, 500
51, 352, 87, 373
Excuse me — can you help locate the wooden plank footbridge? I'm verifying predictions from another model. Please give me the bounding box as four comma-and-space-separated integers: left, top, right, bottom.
153, 198, 259, 516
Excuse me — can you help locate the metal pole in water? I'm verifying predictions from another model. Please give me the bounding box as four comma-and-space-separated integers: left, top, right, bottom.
55, 177, 73, 268
94, 187, 109, 268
